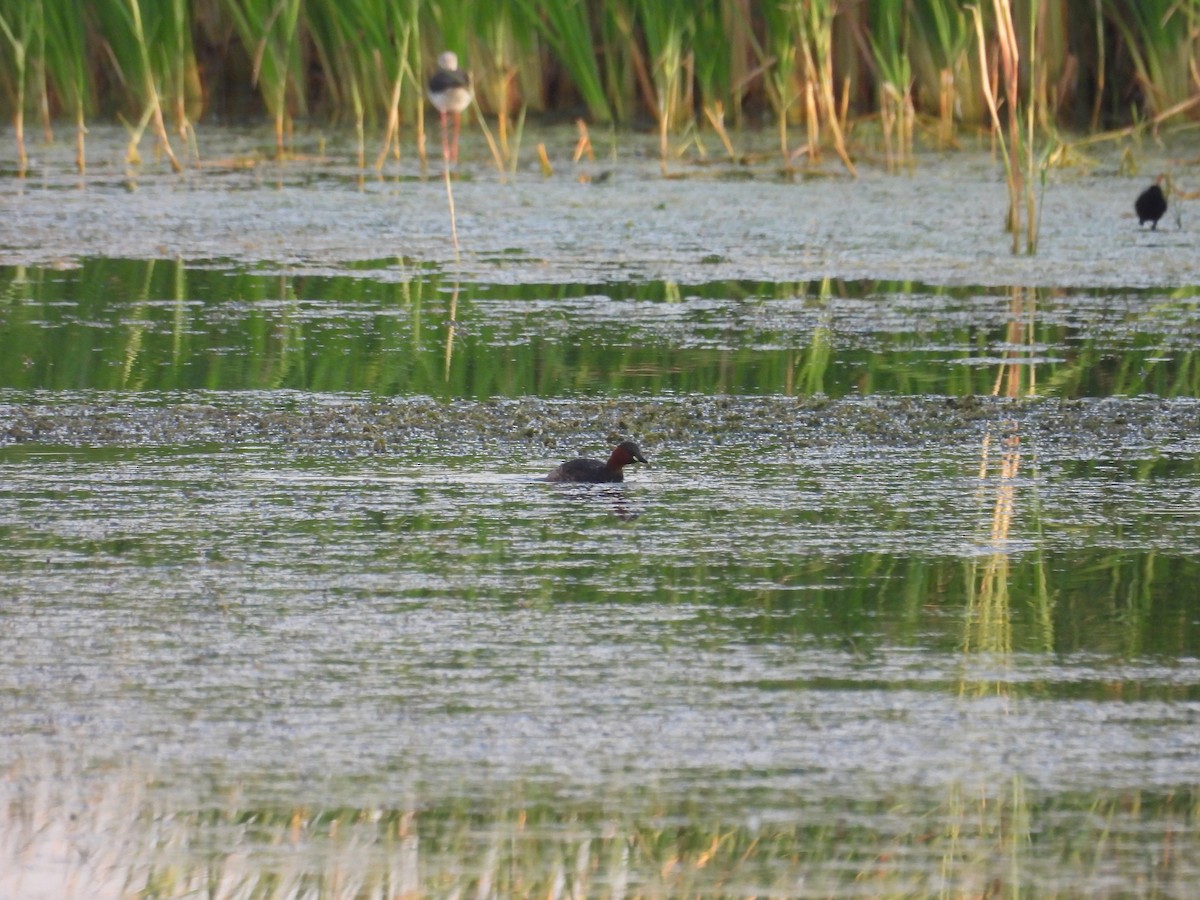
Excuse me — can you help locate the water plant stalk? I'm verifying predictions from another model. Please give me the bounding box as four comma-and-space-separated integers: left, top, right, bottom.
104, 0, 184, 171
867, 0, 914, 173
1104, 0, 1200, 121
374, 20, 415, 169
913, 0, 973, 149
514, 0, 611, 123
787, 0, 857, 175
222, 0, 303, 159
4, 0, 1200, 178
632, 0, 693, 176
42, 0, 89, 172
0, 0, 42, 176
970, 1, 1027, 254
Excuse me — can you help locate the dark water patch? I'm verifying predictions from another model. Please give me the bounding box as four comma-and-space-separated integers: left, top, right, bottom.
5, 259, 1200, 397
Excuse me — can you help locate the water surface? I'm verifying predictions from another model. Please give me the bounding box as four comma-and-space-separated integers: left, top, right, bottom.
5, 259, 1200, 397
2, 126, 1200, 897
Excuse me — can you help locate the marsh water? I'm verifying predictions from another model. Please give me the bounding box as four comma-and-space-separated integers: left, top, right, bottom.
3, 126, 1200, 897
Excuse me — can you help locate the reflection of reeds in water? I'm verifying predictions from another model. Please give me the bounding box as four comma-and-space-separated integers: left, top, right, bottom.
786, 278, 834, 395
443, 282, 459, 381
965, 419, 1020, 672
942, 774, 1033, 896
120, 259, 155, 390
964, 284, 1055, 668
993, 286, 1038, 399
442, 149, 461, 232
439, 98, 462, 381
965, 289, 1037, 672
3, 765, 1194, 897
957, 384, 1041, 890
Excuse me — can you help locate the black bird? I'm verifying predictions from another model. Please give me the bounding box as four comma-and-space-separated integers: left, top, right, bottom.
1135, 175, 1168, 230
427, 51, 472, 164
544, 441, 649, 484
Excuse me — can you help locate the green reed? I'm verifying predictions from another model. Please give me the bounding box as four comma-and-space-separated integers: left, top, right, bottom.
474, 2, 517, 155
971, 0, 1040, 255
94, 0, 187, 171
42, 0, 89, 171
786, 0, 856, 174
378, 0, 422, 167
514, 0, 610, 123
691, 2, 731, 120
754, 0, 797, 163
1106, 0, 1200, 121
867, 0, 914, 172
6, 1, 1200, 177
632, 0, 694, 174
0, 0, 42, 175
159, 0, 199, 142
306, 0, 393, 169
221, 0, 303, 158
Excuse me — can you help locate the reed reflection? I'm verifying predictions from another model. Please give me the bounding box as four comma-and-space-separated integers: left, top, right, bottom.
5, 262, 1200, 397
963, 286, 1051, 687
444, 282, 459, 381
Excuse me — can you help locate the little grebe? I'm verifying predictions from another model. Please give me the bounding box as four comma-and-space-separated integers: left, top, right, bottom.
545, 441, 648, 484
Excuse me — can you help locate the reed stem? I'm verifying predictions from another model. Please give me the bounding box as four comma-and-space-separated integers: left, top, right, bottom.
3, 0, 1200, 179
0, 4, 34, 176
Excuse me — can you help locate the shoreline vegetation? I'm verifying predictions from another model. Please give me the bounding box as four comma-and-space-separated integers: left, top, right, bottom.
2, 0, 1199, 176
4, 0, 1199, 258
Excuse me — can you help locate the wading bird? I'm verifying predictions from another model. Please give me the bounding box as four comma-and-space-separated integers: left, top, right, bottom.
427, 51, 472, 165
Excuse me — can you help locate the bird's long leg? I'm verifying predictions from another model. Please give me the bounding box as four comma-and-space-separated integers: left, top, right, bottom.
440, 110, 451, 166
451, 111, 462, 164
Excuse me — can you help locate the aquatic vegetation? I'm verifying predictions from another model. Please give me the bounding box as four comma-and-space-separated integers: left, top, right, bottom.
2, 37, 1200, 887
866, 0, 915, 173
971, 0, 1030, 254
1106, 0, 1200, 122
91, 0, 189, 172
0, 0, 41, 176
911, 0, 976, 149
42, 0, 90, 172
631, 0, 694, 175
2, 1, 1200, 176
515, 0, 610, 124
220, 0, 303, 160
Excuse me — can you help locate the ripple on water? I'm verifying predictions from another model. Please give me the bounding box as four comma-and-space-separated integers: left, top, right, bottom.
4, 132, 1200, 892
